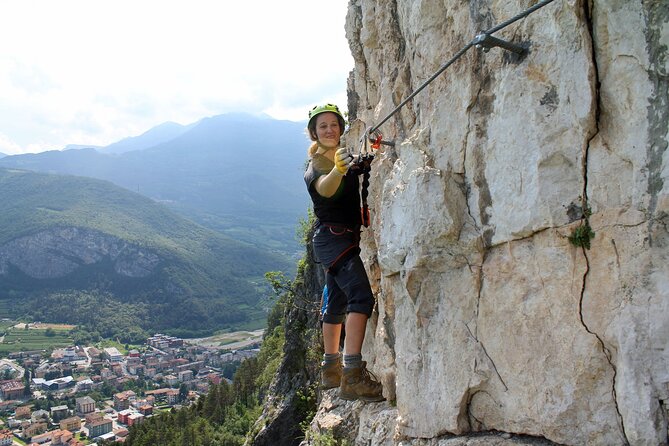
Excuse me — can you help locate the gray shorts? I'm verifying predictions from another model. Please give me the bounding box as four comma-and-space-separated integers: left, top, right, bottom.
312, 223, 374, 324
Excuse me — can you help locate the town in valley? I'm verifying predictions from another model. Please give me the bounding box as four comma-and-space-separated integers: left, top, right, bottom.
0, 326, 262, 445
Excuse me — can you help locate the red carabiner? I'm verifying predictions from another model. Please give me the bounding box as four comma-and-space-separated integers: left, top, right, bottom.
371, 133, 383, 150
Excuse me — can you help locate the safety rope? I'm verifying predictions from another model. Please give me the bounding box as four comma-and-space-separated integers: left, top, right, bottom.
366, 0, 558, 140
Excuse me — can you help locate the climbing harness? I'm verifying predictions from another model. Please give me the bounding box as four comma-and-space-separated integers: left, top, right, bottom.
348, 132, 377, 227
346, 0, 558, 227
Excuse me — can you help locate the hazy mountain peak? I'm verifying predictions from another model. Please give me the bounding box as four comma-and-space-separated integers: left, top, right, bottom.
102, 121, 195, 154
63, 144, 102, 151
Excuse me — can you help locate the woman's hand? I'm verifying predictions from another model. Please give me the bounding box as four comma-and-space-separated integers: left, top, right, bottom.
334, 148, 353, 175
314, 148, 352, 198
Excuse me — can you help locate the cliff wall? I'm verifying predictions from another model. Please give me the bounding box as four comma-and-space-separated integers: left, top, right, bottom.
308, 1, 668, 445
0, 227, 160, 279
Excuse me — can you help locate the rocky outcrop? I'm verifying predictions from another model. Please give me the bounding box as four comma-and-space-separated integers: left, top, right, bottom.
0, 227, 160, 279
250, 229, 325, 446
305, 1, 668, 445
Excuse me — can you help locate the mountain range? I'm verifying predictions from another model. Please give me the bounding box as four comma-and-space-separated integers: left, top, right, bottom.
0, 113, 315, 337
0, 113, 311, 257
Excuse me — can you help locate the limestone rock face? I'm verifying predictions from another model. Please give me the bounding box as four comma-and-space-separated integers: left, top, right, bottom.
0, 227, 160, 279
309, 0, 668, 445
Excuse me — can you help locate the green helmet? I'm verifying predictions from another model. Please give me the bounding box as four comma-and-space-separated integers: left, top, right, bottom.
308, 103, 345, 129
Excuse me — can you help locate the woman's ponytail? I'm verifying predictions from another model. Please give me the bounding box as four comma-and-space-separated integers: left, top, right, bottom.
307, 141, 319, 157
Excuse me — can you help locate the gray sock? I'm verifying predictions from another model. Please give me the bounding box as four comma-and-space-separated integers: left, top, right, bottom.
323, 353, 341, 365
343, 353, 362, 369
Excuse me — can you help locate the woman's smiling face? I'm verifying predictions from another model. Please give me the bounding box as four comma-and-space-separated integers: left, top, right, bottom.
315, 112, 342, 149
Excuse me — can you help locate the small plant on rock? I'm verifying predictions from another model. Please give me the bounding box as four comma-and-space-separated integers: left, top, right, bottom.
569, 221, 595, 250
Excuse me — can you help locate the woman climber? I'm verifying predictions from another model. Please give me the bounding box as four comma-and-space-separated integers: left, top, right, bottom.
303, 103, 384, 402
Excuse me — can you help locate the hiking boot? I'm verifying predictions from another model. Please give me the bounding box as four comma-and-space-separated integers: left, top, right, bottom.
321, 357, 342, 389
340, 361, 385, 402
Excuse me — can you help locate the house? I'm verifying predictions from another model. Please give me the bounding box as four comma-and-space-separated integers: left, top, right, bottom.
0, 429, 13, 446
166, 389, 179, 405
87, 417, 113, 438
85, 411, 104, 424
5, 419, 21, 429
50, 429, 74, 445
127, 412, 144, 426
97, 432, 117, 443
15, 405, 31, 419
75, 378, 94, 392
0, 380, 24, 400
103, 347, 123, 362
138, 405, 153, 416
22, 421, 47, 439
147, 334, 183, 349
30, 430, 54, 445
50, 404, 69, 421
75, 396, 96, 415
0, 400, 19, 413
113, 390, 136, 411
114, 427, 129, 442
178, 369, 193, 382
130, 397, 151, 410
111, 363, 124, 376
30, 429, 74, 446
172, 358, 190, 369
88, 346, 102, 359
164, 374, 178, 386
196, 381, 210, 393
207, 373, 222, 385
145, 356, 159, 367
51, 347, 87, 363
117, 409, 134, 425
128, 363, 145, 376
60, 415, 82, 432
31, 409, 50, 423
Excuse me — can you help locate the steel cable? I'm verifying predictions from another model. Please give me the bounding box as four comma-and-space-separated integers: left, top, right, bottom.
367, 0, 558, 137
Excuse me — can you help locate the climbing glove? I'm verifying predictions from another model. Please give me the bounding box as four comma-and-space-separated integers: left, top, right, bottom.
334, 148, 353, 175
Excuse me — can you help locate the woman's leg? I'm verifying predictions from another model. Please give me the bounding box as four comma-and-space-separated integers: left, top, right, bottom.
323, 322, 342, 355
343, 312, 367, 355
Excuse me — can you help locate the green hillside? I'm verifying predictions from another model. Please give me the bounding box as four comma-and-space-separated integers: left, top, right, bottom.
0, 168, 291, 339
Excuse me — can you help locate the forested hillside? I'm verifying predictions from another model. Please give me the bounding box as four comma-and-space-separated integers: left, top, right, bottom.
0, 168, 291, 340
115, 225, 319, 446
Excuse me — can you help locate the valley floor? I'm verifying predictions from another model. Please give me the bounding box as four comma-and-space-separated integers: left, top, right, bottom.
186, 329, 264, 351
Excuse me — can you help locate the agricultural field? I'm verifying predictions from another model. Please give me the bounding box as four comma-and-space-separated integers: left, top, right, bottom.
0, 324, 74, 356
0, 319, 15, 332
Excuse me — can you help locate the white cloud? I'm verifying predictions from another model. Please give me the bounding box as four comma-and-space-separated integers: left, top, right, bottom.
0, 0, 354, 154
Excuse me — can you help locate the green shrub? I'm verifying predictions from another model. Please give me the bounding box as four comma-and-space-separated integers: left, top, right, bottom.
568, 221, 595, 250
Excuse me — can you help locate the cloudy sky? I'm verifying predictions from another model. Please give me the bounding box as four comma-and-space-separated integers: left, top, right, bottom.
0, 1, 354, 155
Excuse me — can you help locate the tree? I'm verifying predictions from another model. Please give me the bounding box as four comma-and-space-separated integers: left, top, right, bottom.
23, 367, 32, 395
179, 383, 189, 403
